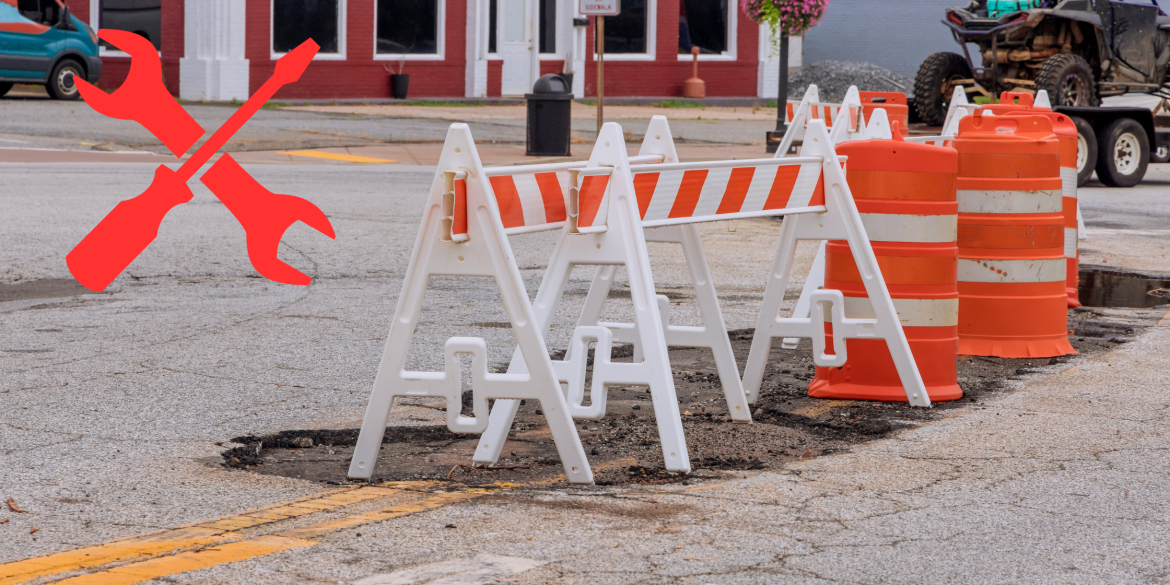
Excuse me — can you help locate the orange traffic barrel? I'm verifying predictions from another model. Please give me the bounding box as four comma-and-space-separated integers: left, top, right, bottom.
953, 112, 1074, 358
810, 129, 961, 402
860, 91, 909, 136
1002, 110, 1080, 307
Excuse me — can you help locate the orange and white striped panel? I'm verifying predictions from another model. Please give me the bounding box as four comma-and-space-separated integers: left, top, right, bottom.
487, 171, 570, 234
786, 100, 841, 128
626, 158, 825, 228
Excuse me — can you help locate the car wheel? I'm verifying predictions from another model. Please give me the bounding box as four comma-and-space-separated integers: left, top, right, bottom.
1035, 54, 1099, 107
46, 59, 84, 101
1070, 116, 1097, 187
1095, 118, 1149, 188
0, 82, 12, 98
913, 52, 971, 127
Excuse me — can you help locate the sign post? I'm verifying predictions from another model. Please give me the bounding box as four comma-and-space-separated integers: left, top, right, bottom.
580, 0, 619, 135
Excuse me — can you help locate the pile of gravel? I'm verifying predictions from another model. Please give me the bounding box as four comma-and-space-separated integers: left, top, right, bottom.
787, 61, 912, 102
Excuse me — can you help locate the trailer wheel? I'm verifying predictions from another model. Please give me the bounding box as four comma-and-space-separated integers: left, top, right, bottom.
913, 52, 971, 127
1071, 116, 1097, 187
1035, 54, 1098, 107
0, 82, 12, 98
1096, 118, 1149, 188
1153, 144, 1170, 164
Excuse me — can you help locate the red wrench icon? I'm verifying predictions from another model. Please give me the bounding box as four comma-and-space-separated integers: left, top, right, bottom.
67, 31, 335, 292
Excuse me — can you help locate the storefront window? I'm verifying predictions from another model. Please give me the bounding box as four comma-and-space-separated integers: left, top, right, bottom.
679, 0, 728, 54
377, 0, 439, 54
597, 0, 647, 54
273, 0, 340, 54
93, 0, 162, 52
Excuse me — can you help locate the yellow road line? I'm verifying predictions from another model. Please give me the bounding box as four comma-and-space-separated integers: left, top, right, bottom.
1, 461, 634, 585
49, 492, 486, 585
53, 535, 316, 585
278, 151, 397, 163
0, 487, 398, 585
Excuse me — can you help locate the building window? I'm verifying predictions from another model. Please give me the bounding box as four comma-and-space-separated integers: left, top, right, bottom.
596, 0, 648, 54
486, 0, 556, 56
377, 0, 439, 55
88, 0, 162, 52
273, 0, 341, 54
679, 0, 728, 54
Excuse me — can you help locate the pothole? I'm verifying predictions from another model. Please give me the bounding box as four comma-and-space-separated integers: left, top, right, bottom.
220, 306, 1165, 488
1079, 264, 1170, 308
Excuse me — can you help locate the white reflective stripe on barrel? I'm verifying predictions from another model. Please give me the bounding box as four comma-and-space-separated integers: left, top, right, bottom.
958, 258, 1066, 283
1060, 168, 1077, 200
957, 189, 1062, 214
1065, 228, 1078, 259
860, 213, 957, 243
820, 297, 959, 328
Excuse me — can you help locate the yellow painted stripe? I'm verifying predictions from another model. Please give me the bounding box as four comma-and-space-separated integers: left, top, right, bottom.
278, 151, 397, 163
52, 535, 316, 585
0, 487, 399, 585
276, 491, 484, 540
49, 491, 485, 585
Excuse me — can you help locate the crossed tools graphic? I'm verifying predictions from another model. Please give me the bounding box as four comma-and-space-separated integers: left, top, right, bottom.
66, 30, 335, 292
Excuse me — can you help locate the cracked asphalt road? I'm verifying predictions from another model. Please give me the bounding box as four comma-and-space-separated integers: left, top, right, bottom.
2, 154, 1170, 583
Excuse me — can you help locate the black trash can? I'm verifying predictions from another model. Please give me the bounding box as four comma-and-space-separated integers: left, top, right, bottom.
526, 74, 573, 157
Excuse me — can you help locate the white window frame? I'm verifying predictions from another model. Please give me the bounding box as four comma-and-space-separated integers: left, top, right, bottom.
88, 0, 157, 58
536, 0, 560, 60
270, 0, 347, 61
592, 0, 656, 62
676, 0, 736, 62
373, 0, 446, 61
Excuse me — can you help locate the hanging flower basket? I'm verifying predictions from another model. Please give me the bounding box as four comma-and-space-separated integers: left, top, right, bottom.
741, 0, 829, 50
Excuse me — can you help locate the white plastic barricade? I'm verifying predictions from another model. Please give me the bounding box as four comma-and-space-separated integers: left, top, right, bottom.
777, 85, 869, 155
346, 124, 596, 484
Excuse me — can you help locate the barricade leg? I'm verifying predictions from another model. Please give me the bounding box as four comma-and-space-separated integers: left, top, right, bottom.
348, 123, 592, 484
475, 123, 691, 472
743, 122, 932, 408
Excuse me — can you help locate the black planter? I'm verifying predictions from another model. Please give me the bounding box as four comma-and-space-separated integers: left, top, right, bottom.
391, 74, 410, 99
559, 72, 573, 89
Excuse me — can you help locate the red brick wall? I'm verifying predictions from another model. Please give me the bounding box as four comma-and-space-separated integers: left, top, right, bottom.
248, 0, 468, 100
64, 0, 184, 95
582, 0, 758, 97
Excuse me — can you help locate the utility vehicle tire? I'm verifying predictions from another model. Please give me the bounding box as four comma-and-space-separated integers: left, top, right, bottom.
1096, 118, 1148, 188
46, 59, 83, 101
1071, 116, 1097, 187
1036, 54, 1098, 107
0, 82, 12, 98
913, 52, 971, 127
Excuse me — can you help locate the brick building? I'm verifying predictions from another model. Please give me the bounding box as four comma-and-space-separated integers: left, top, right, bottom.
64, 0, 801, 101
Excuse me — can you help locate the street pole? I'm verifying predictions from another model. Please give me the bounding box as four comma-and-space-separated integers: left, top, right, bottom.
597, 15, 604, 134
766, 33, 789, 154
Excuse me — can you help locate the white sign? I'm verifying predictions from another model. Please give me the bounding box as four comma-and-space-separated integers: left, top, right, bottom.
579, 0, 620, 16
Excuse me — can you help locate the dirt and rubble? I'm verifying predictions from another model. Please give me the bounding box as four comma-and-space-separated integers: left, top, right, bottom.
220, 302, 1166, 489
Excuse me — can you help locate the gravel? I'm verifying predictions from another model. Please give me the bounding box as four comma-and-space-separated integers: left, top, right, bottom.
788, 60, 912, 102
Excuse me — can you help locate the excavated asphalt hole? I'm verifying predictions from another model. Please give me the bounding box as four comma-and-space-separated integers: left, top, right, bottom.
1079, 264, 1170, 308
221, 306, 1166, 488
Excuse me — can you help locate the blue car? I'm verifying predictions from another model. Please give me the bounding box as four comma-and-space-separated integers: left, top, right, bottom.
0, 0, 101, 100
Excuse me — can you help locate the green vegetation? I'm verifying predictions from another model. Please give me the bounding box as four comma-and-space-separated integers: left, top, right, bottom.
404, 100, 485, 107
658, 99, 705, 109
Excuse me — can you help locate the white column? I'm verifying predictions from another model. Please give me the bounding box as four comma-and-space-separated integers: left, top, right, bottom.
466, 0, 488, 97
179, 0, 249, 102
757, 26, 802, 99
